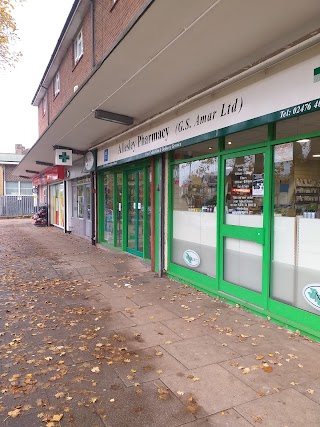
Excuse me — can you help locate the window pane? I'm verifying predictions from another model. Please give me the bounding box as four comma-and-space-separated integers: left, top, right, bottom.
225, 126, 268, 150
272, 137, 320, 315
225, 154, 264, 225
77, 186, 84, 218
171, 157, 218, 277
5, 182, 19, 195
104, 175, 114, 244
276, 110, 320, 140
20, 182, 33, 195
174, 138, 218, 160
224, 237, 262, 292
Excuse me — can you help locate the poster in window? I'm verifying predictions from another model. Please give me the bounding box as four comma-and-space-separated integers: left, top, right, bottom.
252, 173, 264, 197
274, 143, 293, 163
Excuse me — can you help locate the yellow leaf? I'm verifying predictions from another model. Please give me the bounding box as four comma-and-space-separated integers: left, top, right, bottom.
262, 366, 273, 373
255, 355, 264, 360
51, 414, 63, 422
8, 408, 22, 418
177, 391, 184, 396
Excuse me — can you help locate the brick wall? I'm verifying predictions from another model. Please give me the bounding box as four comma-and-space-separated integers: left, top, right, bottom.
37, 0, 148, 136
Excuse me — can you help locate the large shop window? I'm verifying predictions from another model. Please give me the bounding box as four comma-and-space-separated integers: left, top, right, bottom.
172, 156, 218, 277
272, 135, 320, 315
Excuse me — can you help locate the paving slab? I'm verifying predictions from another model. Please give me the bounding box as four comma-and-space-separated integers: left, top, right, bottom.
161, 364, 257, 418
235, 388, 320, 426
219, 338, 320, 395
122, 304, 179, 325
162, 335, 239, 369
182, 408, 253, 426
112, 345, 187, 386
115, 322, 183, 350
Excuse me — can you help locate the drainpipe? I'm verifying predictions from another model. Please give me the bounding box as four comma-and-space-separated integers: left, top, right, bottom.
150, 158, 155, 271
91, 0, 95, 68
158, 154, 165, 277
64, 180, 67, 233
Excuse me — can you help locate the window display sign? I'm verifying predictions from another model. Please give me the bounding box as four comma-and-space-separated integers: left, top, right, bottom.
229, 160, 255, 214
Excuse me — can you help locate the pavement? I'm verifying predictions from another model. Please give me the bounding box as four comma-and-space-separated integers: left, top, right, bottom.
0, 218, 319, 427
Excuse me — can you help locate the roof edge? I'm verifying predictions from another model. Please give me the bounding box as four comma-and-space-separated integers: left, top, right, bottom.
31, 0, 81, 106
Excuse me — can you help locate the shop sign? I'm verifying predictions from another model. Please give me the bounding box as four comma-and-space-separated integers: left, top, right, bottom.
32, 166, 65, 186
303, 284, 320, 312
183, 250, 200, 268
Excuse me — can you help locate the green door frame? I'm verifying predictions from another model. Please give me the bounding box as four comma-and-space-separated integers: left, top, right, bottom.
124, 166, 151, 259
217, 146, 272, 308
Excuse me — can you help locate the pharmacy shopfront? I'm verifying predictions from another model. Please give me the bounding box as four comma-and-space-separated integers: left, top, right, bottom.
97, 46, 320, 340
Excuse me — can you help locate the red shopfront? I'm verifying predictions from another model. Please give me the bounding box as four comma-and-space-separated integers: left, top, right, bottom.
33, 166, 65, 228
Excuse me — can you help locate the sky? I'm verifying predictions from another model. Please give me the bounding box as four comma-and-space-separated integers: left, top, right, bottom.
0, 0, 75, 154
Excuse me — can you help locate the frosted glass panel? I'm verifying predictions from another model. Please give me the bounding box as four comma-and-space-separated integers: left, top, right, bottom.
224, 238, 262, 292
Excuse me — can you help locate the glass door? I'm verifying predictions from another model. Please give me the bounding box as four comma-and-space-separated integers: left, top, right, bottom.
84, 183, 91, 237
127, 170, 144, 256
219, 148, 269, 306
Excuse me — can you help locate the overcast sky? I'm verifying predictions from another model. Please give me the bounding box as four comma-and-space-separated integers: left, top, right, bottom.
0, 0, 75, 153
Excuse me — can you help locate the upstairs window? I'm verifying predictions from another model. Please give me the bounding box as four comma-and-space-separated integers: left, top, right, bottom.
54, 72, 60, 97
42, 93, 47, 116
74, 29, 83, 64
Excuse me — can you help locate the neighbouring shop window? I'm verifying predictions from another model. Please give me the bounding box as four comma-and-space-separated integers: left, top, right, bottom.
104, 174, 114, 244
77, 185, 84, 218
50, 183, 64, 227
272, 136, 320, 315
224, 125, 268, 150
171, 156, 218, 277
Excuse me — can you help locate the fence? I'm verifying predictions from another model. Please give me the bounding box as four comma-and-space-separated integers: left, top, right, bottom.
0, 195, 35, 217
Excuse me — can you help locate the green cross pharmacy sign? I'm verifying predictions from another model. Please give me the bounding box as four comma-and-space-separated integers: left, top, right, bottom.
55, 149, 73, 166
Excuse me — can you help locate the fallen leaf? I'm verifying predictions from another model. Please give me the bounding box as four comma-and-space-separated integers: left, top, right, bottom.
255, 355, 264, 360
51, 414, 63, 422
307, 389, 314, 395
262, 366, 273, 373
91, 367, 100, 373
8, 408, 22, 418
177, 391, 185, 396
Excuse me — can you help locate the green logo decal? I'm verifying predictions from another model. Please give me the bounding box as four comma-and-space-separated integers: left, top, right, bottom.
183, 250, 200, 268
303, 284, 320, 312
